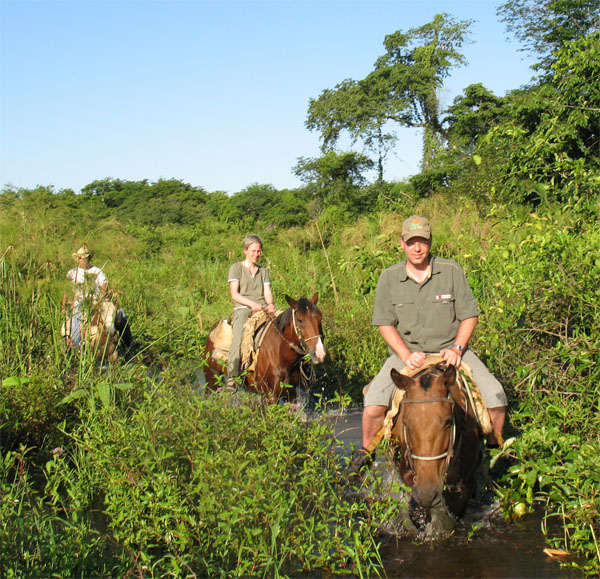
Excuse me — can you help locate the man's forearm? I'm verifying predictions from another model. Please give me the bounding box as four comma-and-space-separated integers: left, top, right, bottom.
378, 325, 412, 361
453, 316, 478, 349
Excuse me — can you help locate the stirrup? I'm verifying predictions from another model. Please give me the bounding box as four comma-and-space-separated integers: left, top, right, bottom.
346, 448, 374, 477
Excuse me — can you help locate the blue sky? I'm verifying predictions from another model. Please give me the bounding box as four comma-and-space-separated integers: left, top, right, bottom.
0, 0, 536, 195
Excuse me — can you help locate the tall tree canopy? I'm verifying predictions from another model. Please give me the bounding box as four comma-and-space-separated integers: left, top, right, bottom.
498, 0, 600, 71
305, 13, 472, 179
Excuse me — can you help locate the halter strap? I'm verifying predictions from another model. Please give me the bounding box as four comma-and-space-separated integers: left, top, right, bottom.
404, 422, 456, 462
402, 397, 454, 404
259, 305, 321, 357
291, 309, 322, 350
401, 393, 456, 469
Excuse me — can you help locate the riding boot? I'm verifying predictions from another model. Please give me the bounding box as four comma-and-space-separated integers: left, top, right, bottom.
346, 447, 374, 478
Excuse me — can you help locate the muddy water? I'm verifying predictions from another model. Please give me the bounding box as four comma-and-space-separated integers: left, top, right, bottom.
329, 410, 583, 579
193, 368, 582, 578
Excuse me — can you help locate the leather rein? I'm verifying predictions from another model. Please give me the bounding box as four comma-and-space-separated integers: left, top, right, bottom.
400, 390, 457, 477
262, 307, 321, 357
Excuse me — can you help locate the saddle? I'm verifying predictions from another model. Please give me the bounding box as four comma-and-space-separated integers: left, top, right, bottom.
208, 318, 233, 362
365, 354, 493, 453
208, 310, 282, 371
61, 298, 117, 346
240, 310, 273, 371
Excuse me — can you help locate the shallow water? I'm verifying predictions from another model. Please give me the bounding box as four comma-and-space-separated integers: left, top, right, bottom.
192, 368, 582, 578
329, 411, 583, 578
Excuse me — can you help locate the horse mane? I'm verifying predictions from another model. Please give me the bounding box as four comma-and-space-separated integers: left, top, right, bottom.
413, 363, 447, 392
274, 308, 291, 333
274, 298, 315, 333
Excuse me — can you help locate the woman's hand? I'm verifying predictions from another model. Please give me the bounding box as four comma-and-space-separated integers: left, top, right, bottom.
264, 303, 276, 314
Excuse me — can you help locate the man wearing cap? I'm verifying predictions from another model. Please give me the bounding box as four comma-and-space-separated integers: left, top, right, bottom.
349, 216, 507, 474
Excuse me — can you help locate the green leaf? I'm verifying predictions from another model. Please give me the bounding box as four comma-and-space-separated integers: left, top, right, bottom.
2, 376, 33, 386
60, 389, 88, 405
97, 382, 111, 408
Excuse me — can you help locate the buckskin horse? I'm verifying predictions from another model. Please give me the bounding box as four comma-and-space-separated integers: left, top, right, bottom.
390, 362, 481, 528
204, 293, 326, 403
63, 296, 132, 363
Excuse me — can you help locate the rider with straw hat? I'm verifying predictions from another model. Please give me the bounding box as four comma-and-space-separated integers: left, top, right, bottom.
62, 244, 108, 348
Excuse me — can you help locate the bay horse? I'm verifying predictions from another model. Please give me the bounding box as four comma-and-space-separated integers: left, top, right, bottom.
204, 293, 326, 403
390, 363, 481, 527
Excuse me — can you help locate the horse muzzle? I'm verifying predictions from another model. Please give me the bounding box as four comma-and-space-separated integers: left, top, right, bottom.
412, 483, 444, 510
309, 337, 326, 364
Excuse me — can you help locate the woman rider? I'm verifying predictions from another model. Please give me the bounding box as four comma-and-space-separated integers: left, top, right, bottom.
227, 234, 276, 387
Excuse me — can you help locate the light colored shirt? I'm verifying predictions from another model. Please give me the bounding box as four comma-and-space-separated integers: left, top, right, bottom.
67, 265, 107, 304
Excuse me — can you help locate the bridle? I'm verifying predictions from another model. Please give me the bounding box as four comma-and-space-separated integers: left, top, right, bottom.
291, 308, 322, 351
401, 389, 457, 477
262, 306, 322, 356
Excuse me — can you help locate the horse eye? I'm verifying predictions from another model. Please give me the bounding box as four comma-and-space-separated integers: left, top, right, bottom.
445, 419, 454, 429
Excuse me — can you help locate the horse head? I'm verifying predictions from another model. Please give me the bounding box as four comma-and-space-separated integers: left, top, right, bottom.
390, 363, 464, 512
285, 293, 326, 364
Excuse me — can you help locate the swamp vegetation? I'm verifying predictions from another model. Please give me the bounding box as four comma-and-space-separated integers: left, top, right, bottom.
1, 192, 598, 576
2, 4, 600, 576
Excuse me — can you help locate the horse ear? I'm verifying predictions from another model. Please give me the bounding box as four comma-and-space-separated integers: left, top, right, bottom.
443, 365, 457, 389
311, 292, 318, 304
391, 368, 412, 391
445, 366, 466, 409
285, 295, 298, 308
444, 366, 456, 389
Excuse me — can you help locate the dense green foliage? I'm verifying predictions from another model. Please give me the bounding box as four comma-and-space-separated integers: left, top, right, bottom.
2, 5, 600, 576
497, 0, 600, 71
2, 192, 599, 574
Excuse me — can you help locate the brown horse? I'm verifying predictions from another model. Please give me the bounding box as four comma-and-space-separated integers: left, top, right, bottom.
63, 297, 132, 363
204, 293, 326, 403
390, 363, 481, 526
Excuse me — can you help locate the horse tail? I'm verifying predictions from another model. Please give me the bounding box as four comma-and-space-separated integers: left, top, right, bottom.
115, 309, 133, 347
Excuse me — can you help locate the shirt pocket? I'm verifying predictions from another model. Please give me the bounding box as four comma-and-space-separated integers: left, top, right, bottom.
393, 299, 418, 334
431, 295, 456, 328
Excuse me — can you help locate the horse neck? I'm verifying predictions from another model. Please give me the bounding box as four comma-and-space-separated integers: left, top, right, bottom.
274, 308, 299, 345
261, 310, 298, 364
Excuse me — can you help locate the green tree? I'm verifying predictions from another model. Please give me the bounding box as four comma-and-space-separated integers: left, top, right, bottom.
443, 84, 507, 152
409, 84, 510, 199
497, 0, 600, 72
477, 32, 600, 204
293, 151, 374, 211
306, 14, 472, 178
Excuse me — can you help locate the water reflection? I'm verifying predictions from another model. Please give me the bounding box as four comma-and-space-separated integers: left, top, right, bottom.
329, 410, 583, 579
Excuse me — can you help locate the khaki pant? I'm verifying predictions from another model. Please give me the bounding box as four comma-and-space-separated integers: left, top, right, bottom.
364, 350, 508, 409
227, 307, 249, 378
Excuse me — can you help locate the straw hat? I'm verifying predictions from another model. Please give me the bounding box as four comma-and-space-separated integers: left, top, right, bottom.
72, 245, 93, 260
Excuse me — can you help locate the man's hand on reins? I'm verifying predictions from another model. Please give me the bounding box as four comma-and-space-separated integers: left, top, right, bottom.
404, 351, 427, 370
441, 347, 463, 367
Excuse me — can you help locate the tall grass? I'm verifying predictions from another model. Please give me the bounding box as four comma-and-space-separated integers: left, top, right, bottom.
1, 192, 599, 574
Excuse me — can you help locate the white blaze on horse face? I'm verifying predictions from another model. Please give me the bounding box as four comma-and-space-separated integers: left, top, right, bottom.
312, 337, 326, 364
